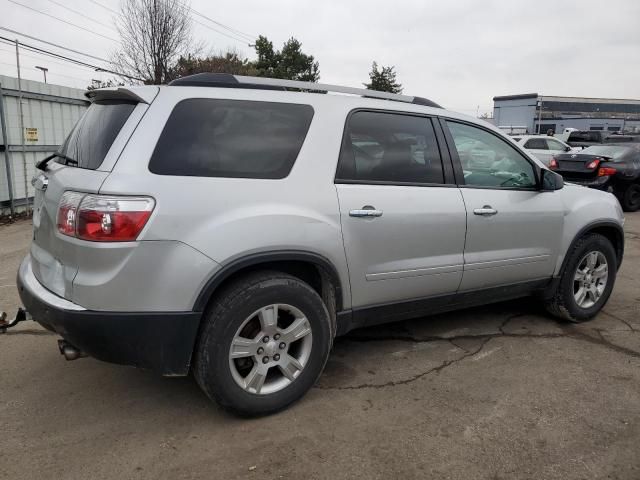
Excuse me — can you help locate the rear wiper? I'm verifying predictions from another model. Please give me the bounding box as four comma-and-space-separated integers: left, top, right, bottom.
36, 153, 77, 171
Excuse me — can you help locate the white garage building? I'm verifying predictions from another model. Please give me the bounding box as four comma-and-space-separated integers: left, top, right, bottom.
493, 93, 640, 135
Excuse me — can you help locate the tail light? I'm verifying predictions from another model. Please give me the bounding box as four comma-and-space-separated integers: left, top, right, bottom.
598, 166, 617, 177
56, 191, 85, 236
57, 191, 155, 242
586, 158, 601, 169
549, 157, 558, 169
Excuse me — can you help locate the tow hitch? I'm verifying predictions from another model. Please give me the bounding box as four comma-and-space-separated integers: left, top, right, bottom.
0, 308, 32, 333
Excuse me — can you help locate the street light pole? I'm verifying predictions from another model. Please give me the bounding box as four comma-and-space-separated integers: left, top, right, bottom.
35, 66, 48, 83
537, 99, 542, 134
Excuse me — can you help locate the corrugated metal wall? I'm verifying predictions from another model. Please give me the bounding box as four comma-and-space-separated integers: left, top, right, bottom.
0, 74, 88, 214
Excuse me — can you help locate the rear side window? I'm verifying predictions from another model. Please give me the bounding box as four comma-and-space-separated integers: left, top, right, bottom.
149, 99, 314, 179
568, 132, 588, 142
523, 138, 548, 150
58, 100, 136, 170
581, 145, 632, 161
336, 111, 444, 184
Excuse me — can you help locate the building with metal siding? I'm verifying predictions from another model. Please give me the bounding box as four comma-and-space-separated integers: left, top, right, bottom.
0, 75, 88, 214
492, 93, 640, 135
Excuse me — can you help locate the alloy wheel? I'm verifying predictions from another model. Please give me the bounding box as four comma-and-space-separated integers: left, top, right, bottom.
228, 304, 313, 395
573, 251, 608, 309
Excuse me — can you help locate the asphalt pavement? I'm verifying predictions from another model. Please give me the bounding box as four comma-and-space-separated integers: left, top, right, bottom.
1, 214, 639, 479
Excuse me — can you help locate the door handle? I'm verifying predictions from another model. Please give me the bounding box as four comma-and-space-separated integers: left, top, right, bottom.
349, 206, 383, 218
473, 205, 498, 216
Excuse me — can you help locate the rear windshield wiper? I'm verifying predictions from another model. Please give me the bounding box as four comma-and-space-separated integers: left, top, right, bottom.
36, 153, 77, 171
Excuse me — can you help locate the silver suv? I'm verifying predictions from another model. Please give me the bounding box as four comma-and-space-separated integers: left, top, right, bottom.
17, 74, 624, 416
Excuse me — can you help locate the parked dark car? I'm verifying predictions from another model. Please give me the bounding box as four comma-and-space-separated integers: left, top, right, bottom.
565, 131, 610, 148
565, 130, 638, 149
550, 143, 640, 211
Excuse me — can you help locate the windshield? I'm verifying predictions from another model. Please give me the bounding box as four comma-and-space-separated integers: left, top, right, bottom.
580, 145, 632, 161
57, 100, 136, 170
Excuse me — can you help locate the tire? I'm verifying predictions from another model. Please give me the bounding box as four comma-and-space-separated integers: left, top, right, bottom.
620, 183, 640, 212
194, 271, 332, 416
545, 233, 617, 322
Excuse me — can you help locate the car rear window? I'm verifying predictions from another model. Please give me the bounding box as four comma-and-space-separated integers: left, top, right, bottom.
149, 99, 314, 179
580, 145, 633, 160
57, 100, 136, 170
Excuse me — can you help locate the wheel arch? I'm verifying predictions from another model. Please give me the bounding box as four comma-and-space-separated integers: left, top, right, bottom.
193, 251, 345, 316
562, 221, 624, 273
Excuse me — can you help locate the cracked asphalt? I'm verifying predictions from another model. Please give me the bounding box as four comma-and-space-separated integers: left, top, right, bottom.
1, 214, 640, 480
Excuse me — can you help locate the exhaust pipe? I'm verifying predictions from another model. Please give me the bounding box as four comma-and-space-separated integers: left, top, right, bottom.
57, 339, 86, 361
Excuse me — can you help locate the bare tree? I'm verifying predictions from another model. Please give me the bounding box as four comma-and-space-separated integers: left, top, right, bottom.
113, 0, 194, 84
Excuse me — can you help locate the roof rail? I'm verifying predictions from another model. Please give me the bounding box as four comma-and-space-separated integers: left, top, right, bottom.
168, 73, 442, 108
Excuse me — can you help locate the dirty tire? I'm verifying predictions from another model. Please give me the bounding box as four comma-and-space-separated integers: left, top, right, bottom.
545, 233, 617, 323
194, 271, 332, 417
621, 184, 640, 212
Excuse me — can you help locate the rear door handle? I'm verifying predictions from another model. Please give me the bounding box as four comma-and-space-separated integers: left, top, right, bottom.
349, 206, 383, 218
473, 205, 498, 216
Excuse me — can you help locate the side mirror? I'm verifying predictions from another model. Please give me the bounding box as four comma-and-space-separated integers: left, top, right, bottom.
565, 145, 571, 152
540, 169, 564, 191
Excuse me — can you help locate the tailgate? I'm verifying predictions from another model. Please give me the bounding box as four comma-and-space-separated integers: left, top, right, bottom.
31, 165, 110, 297
30, 98, 142, 299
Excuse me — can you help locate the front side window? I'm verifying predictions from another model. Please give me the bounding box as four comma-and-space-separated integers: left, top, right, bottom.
546, 138, 566, 151
336, 111, 444, 184
149, 99, 314, 179
446, 121, 537, 189
524, 138, 548, 150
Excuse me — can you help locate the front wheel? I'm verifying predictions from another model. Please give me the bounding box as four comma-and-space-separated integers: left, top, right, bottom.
545, 233, 617, 322
194, 271, 332, 416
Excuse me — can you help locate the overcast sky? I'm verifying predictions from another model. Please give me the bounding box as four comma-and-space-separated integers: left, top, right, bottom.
1, 0, 639, 116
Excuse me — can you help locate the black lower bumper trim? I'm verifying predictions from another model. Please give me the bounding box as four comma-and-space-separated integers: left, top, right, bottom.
18, 274, 202, 376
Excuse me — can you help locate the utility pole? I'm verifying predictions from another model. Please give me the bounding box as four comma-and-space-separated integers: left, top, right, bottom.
536, 99, 543, 134
0, 82, 16, 215
35, 66, 48, 83
15, 39, 29, 213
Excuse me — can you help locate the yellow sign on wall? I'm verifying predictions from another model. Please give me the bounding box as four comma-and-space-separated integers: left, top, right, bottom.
25, 127, 38, 142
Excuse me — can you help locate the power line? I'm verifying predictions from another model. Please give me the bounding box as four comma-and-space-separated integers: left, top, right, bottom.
0, 27, 110, 63
0, 37, 102, 71
190, 16, 252, 45
189, 8, 255, 42
8, 0, 119, 42
0, 44, 103, 73
88, 0, 119, 15
44, 0, 118, 33
92, 0, 256, 46
0, 35, 144, 81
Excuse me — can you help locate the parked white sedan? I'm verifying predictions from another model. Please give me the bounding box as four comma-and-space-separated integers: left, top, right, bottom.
511, 135, 575, 166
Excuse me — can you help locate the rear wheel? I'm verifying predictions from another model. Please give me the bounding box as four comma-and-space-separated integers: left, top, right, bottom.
194, 271, 332, 416
620, 183, 640, 212
545, 233, 617, 322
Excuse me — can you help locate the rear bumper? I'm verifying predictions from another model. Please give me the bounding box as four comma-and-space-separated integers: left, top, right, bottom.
563, 176, 612, 190
17, 256, 202, 376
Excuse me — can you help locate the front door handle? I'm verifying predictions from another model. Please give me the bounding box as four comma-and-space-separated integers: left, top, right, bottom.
349, 206, 383, 218
473, 205, 498, 216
